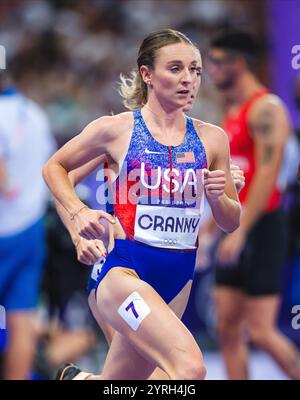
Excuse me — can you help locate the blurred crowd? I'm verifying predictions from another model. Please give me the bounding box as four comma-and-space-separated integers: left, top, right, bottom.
0, 0, 265, 142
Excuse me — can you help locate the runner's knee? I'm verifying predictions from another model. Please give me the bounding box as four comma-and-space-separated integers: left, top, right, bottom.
171, 356, 206, 380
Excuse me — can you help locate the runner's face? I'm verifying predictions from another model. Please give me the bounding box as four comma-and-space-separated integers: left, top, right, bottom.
149, 42, 202, 110
183, 66, 201, 112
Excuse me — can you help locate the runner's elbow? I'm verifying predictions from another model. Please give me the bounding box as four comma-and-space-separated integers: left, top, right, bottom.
42, 159, 58, 186
42, 162, 50, 185
221, 207, 241, 233
224, 220, 240, 233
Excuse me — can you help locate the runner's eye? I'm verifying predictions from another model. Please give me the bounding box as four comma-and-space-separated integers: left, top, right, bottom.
190, 67, 202, 76
170, 66, 180, 73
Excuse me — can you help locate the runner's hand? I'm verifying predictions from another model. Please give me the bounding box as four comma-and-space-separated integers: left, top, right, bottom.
230, 163, 245, 194
203, 169, 226, 201
74, 237, 107, 265
73, 207, 115, 240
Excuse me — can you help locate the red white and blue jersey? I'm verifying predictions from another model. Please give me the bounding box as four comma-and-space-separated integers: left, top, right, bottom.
112, 110, 207, 250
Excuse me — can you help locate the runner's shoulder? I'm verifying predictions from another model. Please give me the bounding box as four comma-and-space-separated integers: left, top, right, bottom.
191, 117, 228, 144
89, 111, 134, 140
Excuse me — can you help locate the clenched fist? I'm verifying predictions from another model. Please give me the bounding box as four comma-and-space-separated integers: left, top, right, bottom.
203, 169, 226, 201
230, 163, 245, 194
75, 237, 107, 265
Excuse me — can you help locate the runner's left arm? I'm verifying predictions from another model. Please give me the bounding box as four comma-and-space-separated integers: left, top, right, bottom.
204, 127, 241, 233
54, 154, 108, 264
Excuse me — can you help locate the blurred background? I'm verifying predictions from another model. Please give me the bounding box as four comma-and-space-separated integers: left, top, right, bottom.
0, 0, 300, 380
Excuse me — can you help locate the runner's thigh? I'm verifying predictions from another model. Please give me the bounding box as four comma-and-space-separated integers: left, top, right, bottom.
96, 267, 202, 375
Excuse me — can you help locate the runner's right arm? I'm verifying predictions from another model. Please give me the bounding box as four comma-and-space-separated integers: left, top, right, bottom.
43, 116, 118, 239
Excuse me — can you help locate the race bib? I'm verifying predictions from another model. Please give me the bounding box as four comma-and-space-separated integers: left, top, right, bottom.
134, 205, 202, 249
133, 167, 205, 249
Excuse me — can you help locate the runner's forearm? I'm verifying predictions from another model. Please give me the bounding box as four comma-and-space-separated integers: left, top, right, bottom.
43, 162, 86, 217
55, 198, 81, 245
208, 195, 241, 233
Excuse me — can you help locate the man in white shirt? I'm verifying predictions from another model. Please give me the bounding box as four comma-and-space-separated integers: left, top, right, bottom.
0, 69, 55, 379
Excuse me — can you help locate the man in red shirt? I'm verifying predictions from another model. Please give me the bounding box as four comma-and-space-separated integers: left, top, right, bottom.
207, 30, 300, 379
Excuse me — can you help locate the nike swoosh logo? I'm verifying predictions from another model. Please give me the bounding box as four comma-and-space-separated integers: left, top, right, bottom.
145, 148, 164, 155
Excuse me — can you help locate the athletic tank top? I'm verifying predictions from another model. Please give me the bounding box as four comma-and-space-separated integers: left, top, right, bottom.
223, 89, 281, 212
112, 109, 207, 250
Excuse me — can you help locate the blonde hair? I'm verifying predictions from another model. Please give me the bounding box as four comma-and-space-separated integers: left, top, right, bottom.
119, 29, 197, 111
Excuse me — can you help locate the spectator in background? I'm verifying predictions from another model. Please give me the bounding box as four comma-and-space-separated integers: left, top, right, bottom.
206, 29, 300, 379
0, 64, 55, 379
